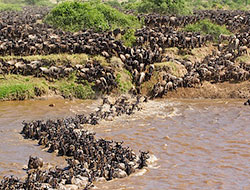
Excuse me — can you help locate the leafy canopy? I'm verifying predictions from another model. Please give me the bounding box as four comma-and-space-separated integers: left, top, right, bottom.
119, 0, 191, 15
45, 0, 141, 32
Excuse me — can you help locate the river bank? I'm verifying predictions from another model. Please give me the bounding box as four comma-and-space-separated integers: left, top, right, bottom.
165, 81, 250, 99
1, 50, 249, 102
1, 6, 249, 102
1, 74, 249, 102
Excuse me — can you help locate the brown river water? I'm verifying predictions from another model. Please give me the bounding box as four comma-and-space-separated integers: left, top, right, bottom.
0, 98, 249, 189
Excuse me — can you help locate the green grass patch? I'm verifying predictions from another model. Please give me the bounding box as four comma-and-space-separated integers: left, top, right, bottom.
105, 0, 123, 9
23, 0, 54, 6
45, 0, 141, 32
115, 69, 133, 94
0, 2, 22, 11
48, 72, 96, 100
0, 74, 96, 101
0, 75, 48, 100
0, 0, 54, 11
184, 19, 231, 40
121, 0, 141, 11
188, 0, 250, 11
53, 79, 96, 99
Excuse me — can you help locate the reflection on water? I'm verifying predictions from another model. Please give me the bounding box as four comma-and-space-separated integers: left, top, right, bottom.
0, 99, 249, 189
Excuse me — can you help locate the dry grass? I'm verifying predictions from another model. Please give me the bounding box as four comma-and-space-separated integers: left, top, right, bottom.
93, 55, 109, 67
154, 61, 187, 77
141, 74, 158, 96
164, 43, 215, 63
235, 49, 250, 64
0, 53, 108, 66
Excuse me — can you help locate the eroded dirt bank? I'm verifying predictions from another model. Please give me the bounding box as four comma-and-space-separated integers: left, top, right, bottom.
164, 81, 250, 99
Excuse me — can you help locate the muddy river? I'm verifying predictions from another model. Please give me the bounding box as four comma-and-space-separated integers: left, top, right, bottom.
0, 99, 249, 189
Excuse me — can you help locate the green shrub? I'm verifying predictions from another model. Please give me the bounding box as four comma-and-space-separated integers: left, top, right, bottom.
147, 0, 187, 14
45, 0, 141, 32
184, 19, 231, 40
124, 0, 191, 15
121, 29, 136, 47
119, 0, 249, 13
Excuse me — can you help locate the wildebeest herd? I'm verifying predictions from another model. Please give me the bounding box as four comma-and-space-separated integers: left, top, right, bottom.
0, 5, 249, 190
0, 58, 118, 94
142, 9, 250, 32
151, 35, 249, 98
0, 7, 249, 98
0, 96, 149, 189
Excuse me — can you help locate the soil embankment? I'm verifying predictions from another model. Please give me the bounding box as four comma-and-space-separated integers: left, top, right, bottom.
165, 81, 250, 99
1, 7, 249, 102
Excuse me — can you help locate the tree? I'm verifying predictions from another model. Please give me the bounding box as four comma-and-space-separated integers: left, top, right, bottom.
139, 0, 190, 15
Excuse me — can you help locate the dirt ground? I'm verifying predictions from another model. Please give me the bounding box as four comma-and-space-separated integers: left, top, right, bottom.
164, 81, 250, 99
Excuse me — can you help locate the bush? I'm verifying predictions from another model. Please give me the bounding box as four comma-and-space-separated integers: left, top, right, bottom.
184, 19, 231, 40
123, 0, 191, 15
118, 0, 249, 13
121, 29, 136, 47
145, 0, 188, 14
45, 0, 141, 32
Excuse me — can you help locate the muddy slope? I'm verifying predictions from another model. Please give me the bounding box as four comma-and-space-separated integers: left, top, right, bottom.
164, 81, 250, 99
